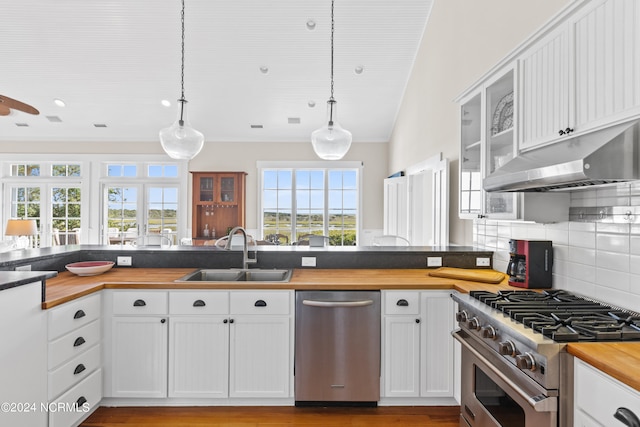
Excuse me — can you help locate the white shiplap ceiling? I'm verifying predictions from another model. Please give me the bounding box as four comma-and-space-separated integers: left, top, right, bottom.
0, 0, 433, 144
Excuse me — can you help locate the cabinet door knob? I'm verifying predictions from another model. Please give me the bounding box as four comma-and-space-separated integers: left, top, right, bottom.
415, 318, 421, 324
614, 407, 640, 427
193, 299, 206, 307
223, 319, 228, 324
229, 318, 235, 324
73, 337, 86, 347
73, 310, 86, 319
73, 364, 86, 375
160, 318, 166, 324
254, 299, 267, 307
396, 299, 409, 307
76, 396, 87, 407
133, 299, 146, 307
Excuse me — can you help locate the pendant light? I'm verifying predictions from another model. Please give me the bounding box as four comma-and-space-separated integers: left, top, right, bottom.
159, 0, 204, 160
311, 0, 352, 160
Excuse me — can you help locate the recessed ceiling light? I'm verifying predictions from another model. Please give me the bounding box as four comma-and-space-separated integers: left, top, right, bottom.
288, 117, 301, 124
53, 98, 66, 107
46, 116, 62, 123
259, 66, 269, 74
250, 124, 264, 129
15, 123, 29, 127
354, 65, 364, 75
306, 20, 316, 30
94, 123, 107, 128
161, 99, 171, 107
308, 100, 316, 108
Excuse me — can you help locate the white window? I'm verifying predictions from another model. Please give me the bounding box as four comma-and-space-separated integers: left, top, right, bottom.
3, 162, 85, 247
258, 161, 361, 246
1, 155, 187, 247
101, 162, 183, 245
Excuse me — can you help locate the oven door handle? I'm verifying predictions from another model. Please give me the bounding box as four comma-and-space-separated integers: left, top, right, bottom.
453, 331, 558, 413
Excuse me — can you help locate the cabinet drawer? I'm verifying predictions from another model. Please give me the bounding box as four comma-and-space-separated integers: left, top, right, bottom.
48, 344, 101, 400
169, 291, 229, 315
230, 291, 291, 315
49, 319, 100, 370
48, 368, 101, 427
575, 359, 640, 426
384, 291, 420, 315
112, 291, 168, 315
48, 293, 101, 340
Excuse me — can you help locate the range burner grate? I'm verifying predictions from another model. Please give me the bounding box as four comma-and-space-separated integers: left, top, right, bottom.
468, 290, 640, 342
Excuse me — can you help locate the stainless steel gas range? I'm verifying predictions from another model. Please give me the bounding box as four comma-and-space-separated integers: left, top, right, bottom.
451, 290, 640, 427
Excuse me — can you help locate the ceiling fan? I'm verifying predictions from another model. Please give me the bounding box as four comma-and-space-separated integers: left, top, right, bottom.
0, 94, 39, 116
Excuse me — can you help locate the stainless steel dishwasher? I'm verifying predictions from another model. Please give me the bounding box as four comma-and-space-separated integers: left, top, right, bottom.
294, 290, 380, 405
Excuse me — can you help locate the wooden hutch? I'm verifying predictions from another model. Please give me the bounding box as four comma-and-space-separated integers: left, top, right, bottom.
191, 171, 247, 246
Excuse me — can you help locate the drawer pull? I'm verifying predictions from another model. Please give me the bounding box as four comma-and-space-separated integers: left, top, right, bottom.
133, 299, 146, 307
73, 310, 86, 319
73, 337, 86, 347
615, 407, 640, 427
229, 318, 234, 324
73, 364, 86, 375
76, 396, 87, 407
223, 319, 228, 324
396, 299, 409, 306
254, 299, 267, 307
193, 299, 206, 307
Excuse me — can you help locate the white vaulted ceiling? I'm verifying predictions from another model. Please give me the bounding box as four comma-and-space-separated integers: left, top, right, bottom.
0, 0, 433, 144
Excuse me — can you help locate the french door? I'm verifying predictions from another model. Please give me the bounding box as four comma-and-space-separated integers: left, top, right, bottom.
103, 184, 179, 245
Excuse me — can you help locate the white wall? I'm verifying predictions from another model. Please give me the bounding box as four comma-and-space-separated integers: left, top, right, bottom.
0, 139, 388, 232
388, 0, 571, 245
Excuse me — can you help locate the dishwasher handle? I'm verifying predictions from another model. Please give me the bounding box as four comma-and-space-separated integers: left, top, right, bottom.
302, 299, 374, 308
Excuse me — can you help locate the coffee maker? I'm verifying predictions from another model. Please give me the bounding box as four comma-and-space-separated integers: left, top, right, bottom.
507, 239, 553, 288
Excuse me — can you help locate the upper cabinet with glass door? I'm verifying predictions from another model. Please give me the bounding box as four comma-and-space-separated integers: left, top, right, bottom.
484, 69, 518, 219
458, 66, 519, 220
459, 93, 482, 218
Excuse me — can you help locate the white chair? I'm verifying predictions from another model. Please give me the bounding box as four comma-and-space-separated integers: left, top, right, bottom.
134, 234, 172, 248
372, 235, 410, 246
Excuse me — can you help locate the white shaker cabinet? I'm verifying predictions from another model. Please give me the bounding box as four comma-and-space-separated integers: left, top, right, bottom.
572, 0, 640, 132
106, 291, 169, 398
519, 23, 571, 150
574, 358, 640, 427
168, 291, 230, 399
228, 291, 292, 399
381, 290, 456, 404
519, 0, 640, 151
382, 291, 421, 397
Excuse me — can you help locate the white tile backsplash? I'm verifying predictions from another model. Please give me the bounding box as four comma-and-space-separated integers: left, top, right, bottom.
474, 182, 640, 312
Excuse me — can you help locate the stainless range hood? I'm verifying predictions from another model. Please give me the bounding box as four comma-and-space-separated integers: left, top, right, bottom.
484, 120, 640, 192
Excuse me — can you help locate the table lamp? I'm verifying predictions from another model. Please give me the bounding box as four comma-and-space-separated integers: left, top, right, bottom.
5, 219, 38, 249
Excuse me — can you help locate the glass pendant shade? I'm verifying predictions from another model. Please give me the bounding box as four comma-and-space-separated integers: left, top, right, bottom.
311, 99, 352, 160
159, 99, 204, 160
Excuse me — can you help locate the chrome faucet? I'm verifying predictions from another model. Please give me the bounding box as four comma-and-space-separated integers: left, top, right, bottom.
225, 226, 257, 270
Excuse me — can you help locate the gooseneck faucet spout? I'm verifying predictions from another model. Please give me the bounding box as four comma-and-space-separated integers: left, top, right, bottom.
225, 226, 257, 270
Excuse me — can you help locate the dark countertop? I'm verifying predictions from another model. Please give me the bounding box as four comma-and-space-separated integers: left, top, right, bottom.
0, 270, 58, 298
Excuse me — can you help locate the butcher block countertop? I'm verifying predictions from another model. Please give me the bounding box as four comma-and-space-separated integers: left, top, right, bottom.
42, 267, 513, 309
42, 267, 640, 393
568, 343, 640, 392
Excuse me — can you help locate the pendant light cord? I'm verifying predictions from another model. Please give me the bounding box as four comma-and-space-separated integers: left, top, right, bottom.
179, 0, 187, 124
330, 0, 335, 102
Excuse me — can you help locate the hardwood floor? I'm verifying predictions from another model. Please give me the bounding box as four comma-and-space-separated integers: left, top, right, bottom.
81, 406, 460, 427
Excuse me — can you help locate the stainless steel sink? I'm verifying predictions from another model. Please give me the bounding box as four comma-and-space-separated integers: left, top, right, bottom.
176, 268, 292, 283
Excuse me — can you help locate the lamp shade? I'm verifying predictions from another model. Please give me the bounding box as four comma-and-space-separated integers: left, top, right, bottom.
311, 99, 352, 160
159, 100, 204, 160
5, 219, 38, 236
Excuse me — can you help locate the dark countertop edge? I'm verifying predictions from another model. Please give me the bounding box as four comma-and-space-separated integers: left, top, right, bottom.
0, 271, 58, 299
